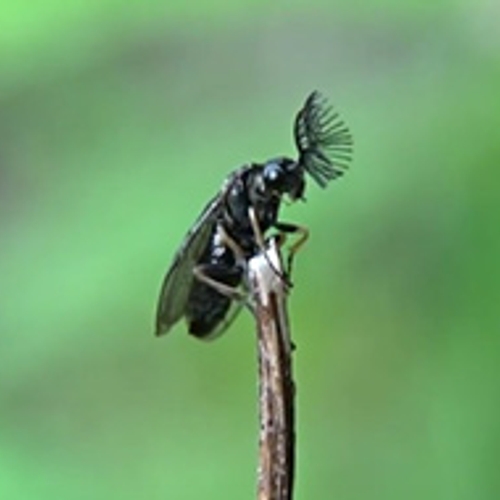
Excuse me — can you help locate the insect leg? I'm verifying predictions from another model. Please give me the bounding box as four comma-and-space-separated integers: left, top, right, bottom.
248, 206, 267, 250
248, 206, 292, 288
217, 223, 246, 262
193, 264, 246, 301
272, 231, 288, 249
273, 222, 309, 275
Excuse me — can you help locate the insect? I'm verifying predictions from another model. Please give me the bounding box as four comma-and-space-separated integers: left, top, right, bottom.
155, 91, 353, 339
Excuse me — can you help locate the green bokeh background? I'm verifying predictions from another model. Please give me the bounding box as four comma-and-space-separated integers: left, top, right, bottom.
1, 1, 499, 499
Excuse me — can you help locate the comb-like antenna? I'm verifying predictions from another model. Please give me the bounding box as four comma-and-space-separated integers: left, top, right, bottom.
294, 91, 353, 188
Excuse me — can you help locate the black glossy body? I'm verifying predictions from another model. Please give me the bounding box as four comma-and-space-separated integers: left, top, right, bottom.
186, 160, 298, 338
185, 245, 241, 337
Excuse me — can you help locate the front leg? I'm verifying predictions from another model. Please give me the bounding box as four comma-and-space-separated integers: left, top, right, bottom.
248, 206, 293, 289
273, 221, 309, 276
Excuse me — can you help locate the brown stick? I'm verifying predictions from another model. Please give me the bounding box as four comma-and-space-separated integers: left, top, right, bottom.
247, 238, 296, 500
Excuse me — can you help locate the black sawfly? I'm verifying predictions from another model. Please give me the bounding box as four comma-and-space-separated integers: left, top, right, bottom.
155, 91, 353, 339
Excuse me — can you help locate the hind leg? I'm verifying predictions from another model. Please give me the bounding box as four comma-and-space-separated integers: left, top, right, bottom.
192, 263, 246, 302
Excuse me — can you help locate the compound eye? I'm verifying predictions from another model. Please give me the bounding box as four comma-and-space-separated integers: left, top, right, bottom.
263, 162, 283, 188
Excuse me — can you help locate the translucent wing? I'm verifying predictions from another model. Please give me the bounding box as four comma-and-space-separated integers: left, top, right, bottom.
198, 300, 245, 341
294, 91, 353, 188
155, 195, 222, 336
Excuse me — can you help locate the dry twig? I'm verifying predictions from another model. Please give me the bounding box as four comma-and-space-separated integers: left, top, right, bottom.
247, 238, 296, 500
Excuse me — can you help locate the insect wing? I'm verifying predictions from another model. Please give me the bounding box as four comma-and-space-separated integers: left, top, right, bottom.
155, 195, 221, 336
199, 300, 245, 341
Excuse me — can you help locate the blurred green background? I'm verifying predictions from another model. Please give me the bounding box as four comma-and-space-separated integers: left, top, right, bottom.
1, 1, 499, 499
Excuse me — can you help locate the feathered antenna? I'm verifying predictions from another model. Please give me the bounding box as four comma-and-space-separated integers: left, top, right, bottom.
294, 91, 353, 188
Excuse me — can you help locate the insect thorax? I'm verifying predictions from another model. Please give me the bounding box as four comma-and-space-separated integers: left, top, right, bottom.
222, 165, 282, 252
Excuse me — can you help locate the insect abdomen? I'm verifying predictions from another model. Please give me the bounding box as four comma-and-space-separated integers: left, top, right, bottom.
186, 269, 242, 338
